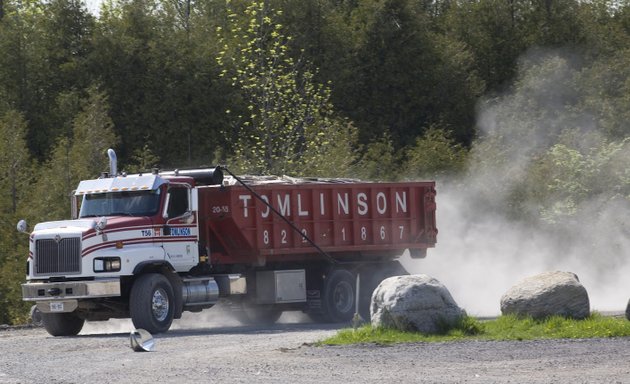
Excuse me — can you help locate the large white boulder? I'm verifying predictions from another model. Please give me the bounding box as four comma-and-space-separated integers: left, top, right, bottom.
500, 271, 590, 319
370, 274, 466, 334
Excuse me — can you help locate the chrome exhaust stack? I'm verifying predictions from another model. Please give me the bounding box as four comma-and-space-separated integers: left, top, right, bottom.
107, 148, 117, 177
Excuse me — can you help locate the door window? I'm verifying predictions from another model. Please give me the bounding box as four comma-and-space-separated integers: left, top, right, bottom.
167, 188, 189, 218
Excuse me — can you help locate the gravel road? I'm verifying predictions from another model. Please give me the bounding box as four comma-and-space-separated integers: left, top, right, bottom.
2, 311, 630, 384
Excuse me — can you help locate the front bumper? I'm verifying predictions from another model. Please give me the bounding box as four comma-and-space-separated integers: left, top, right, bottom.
22, 279, 121, 313
22, 278, 121, 302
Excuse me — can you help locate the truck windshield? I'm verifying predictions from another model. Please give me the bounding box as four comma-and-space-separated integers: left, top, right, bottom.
79, 189, 161, 218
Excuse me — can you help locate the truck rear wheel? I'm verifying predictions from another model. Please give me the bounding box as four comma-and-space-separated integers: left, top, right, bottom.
41, 312, 85, 336
130, 273, 175, 334
319, 269, 356, 323
239, 304, 283, 326
229, 297, 283, 326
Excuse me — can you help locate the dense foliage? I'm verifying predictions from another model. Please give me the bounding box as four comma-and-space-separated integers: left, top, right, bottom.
0, 0, 629, 324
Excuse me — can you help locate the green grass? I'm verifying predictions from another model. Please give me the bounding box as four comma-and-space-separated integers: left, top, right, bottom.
318, 313, 630, 345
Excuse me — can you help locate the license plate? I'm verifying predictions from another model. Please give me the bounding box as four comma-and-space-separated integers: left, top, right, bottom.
49, 302, 64, 312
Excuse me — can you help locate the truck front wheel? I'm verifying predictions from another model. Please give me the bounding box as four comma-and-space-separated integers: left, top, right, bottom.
130, 273, 175, 333
41, 312, 85, 336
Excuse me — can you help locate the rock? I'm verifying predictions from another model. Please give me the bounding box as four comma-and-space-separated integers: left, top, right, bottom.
370, 274, 466, 334
500, 271, 590, 319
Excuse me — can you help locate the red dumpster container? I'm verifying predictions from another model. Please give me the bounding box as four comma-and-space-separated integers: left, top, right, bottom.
197, 181, 437, 266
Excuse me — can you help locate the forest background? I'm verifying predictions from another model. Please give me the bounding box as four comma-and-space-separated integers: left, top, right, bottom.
0, 0, 629, 324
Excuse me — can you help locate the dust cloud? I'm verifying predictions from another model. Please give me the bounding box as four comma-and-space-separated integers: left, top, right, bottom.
79, 304, 240, 335
80, 304, 311, 335
404, 50, 630, 316
404, 188, 630, 316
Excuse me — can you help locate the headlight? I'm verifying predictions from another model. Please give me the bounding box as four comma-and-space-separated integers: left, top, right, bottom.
94, 257, 121, 272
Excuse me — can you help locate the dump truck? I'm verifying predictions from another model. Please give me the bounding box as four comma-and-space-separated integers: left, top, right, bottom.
19, 149, 437, 336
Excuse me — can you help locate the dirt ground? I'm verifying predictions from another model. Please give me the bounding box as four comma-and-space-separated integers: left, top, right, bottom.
1, 311, 630, 384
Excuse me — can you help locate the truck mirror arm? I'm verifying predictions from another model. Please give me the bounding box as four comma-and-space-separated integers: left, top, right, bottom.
165, 210, 194, 225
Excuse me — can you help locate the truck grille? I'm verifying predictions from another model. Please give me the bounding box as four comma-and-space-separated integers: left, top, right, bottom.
35, 237, 81, 275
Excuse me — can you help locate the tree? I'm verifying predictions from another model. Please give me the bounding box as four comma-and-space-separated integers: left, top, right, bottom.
0, 0, 42, 130
217, 1, 357, 176
28, 86, 118, 220
26, 0, 95, 158
400, 127, 468, 180
575, 48, 630, 140
442, 0, 526, 92
353, 134, 400, 181
88, 0, 160, 164
523, 136, 630, 223
0, 110, 31, 213
525, 0, 585, 47
337, 0, 482, 147
0, 246, 31, 324
0, 110, 32, 325
267, 0, 355, 91
127, 142, 160, 173
468, 49, 630, 223
90, 0, 230, 167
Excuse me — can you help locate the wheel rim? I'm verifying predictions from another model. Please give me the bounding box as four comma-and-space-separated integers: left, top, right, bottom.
152, 288, 169, 322
332, 281, 354, 314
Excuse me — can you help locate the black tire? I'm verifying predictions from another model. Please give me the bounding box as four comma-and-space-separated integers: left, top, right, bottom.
626, 298, 630, 321
41, 312, 85, 336
130, 273, 175, 334
321, 269, 356, 323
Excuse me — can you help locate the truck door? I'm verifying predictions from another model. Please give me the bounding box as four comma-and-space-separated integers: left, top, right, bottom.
161, 185, 199, 272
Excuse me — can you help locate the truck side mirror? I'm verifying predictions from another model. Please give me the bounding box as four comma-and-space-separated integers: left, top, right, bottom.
16, 220, 28, 233
162, 193, 171, 219
95, 217, 108, 233
181, 210, 194, 224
